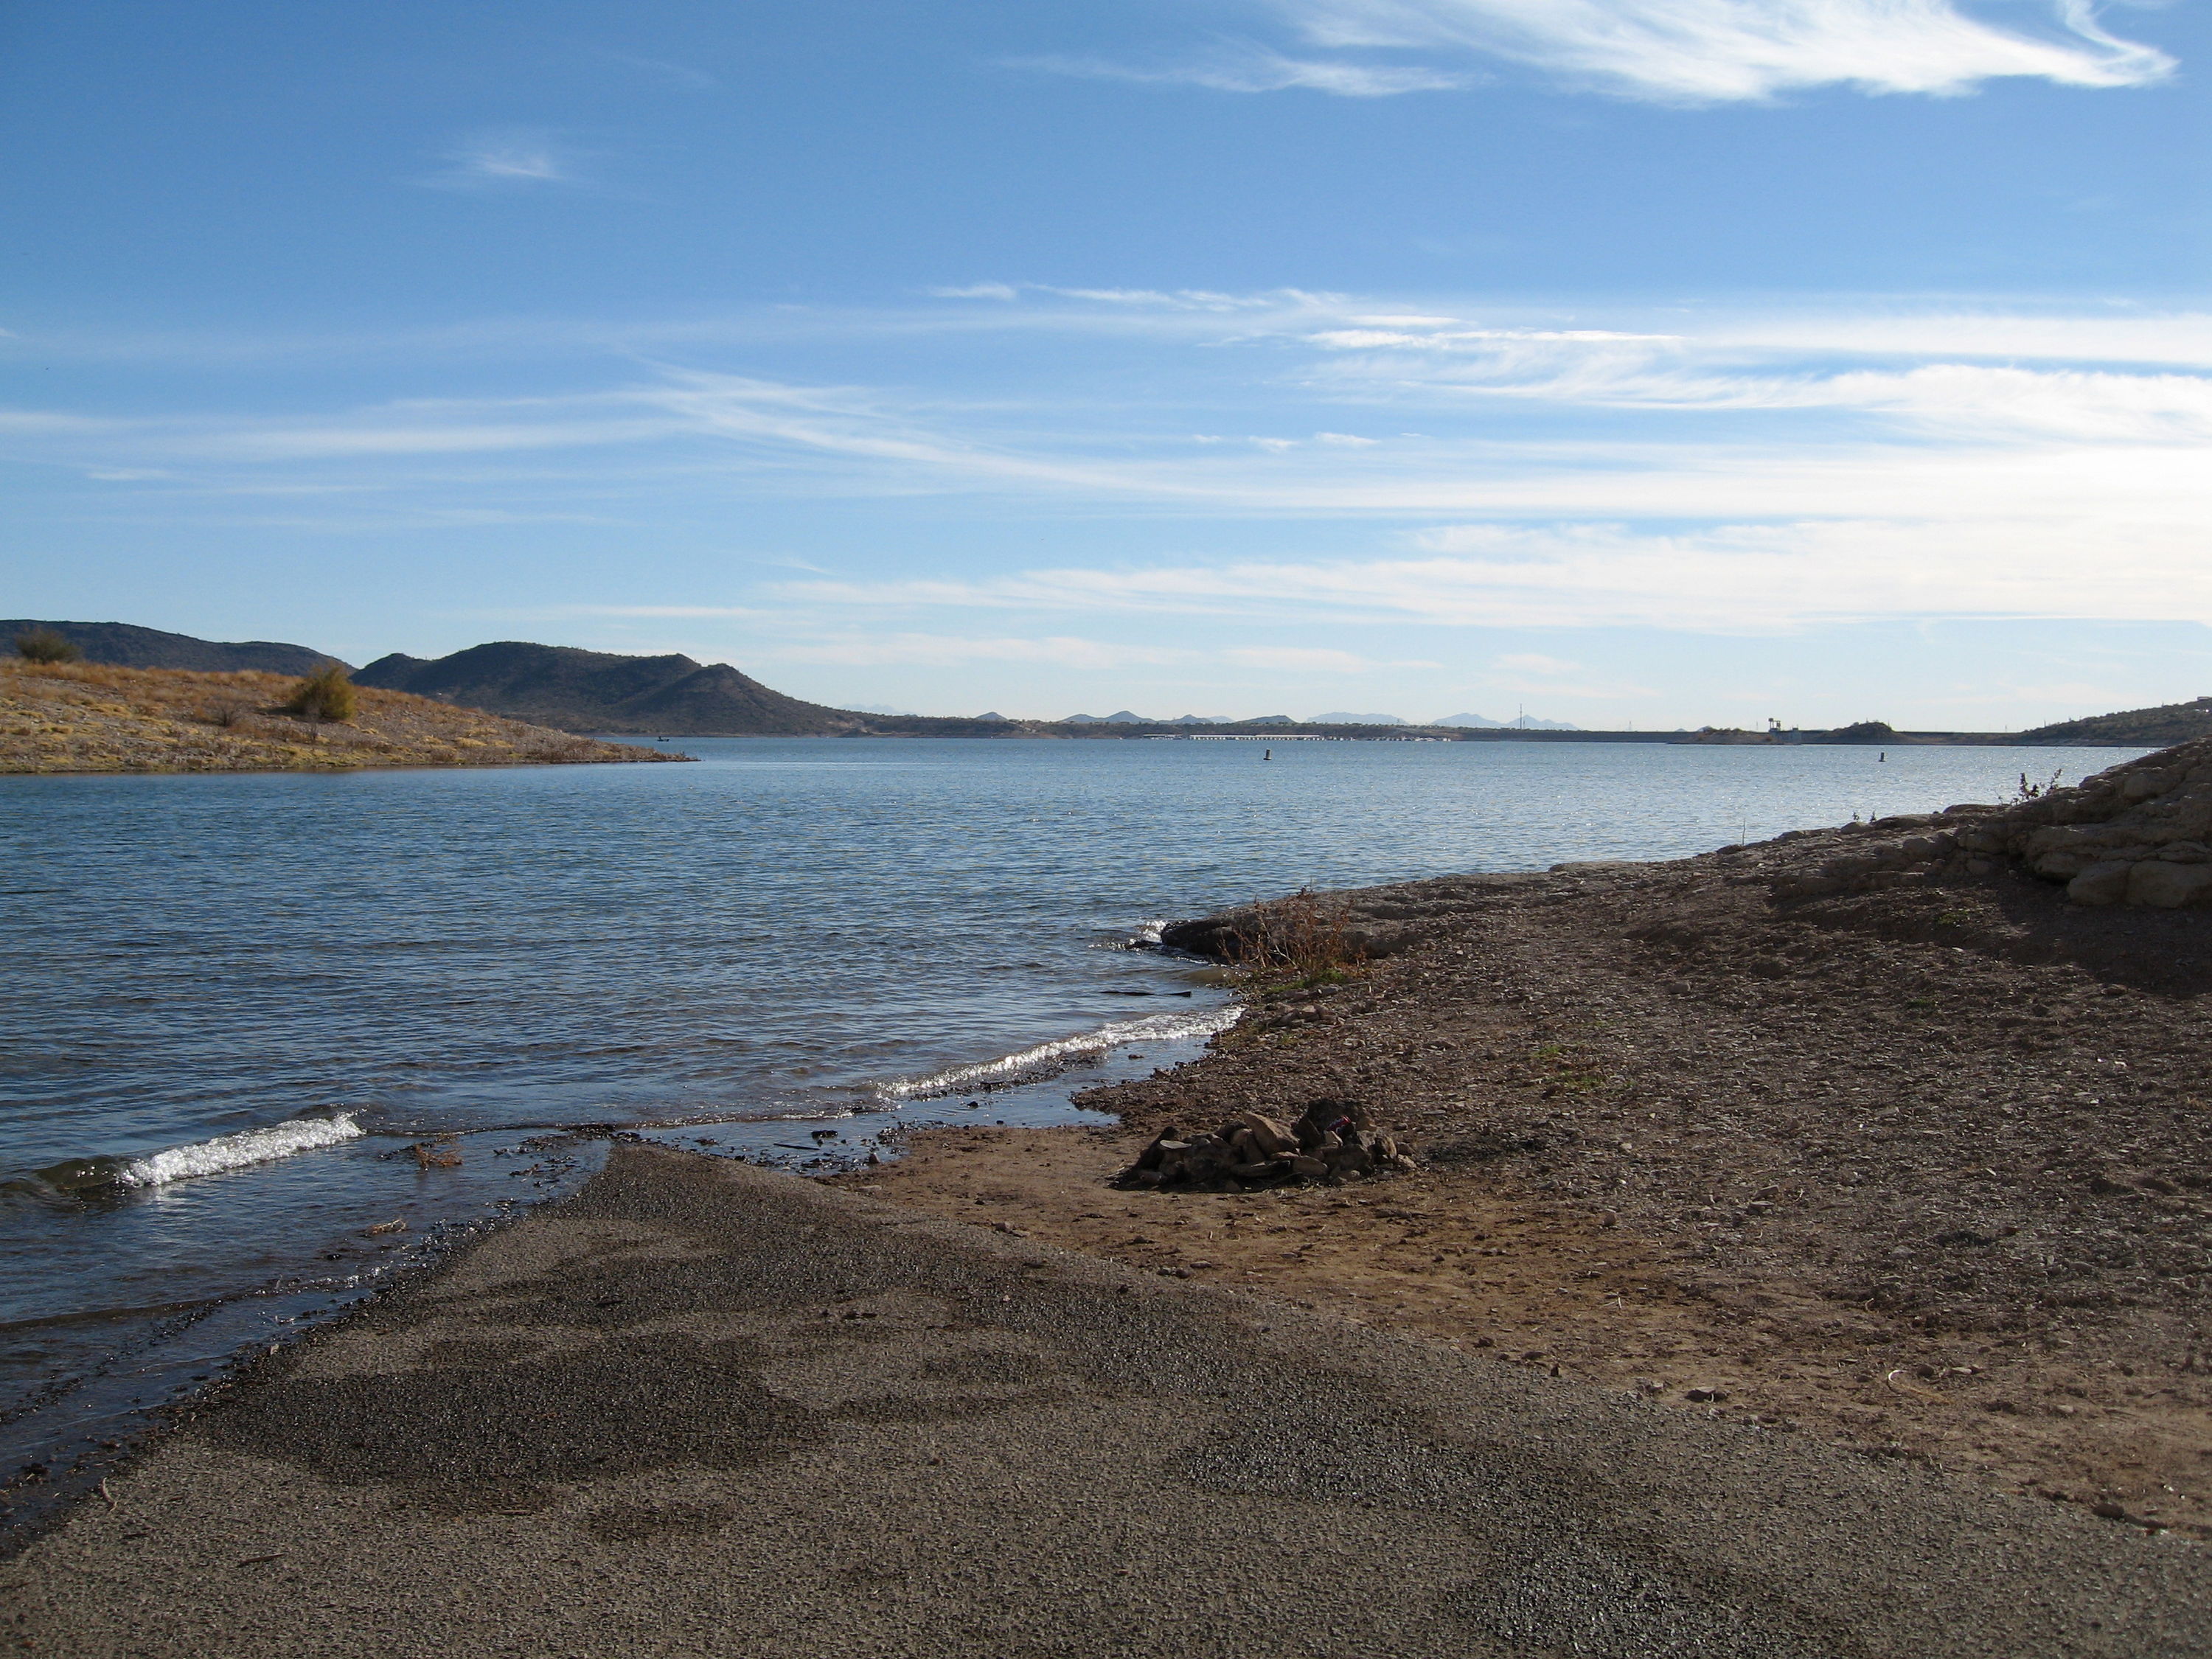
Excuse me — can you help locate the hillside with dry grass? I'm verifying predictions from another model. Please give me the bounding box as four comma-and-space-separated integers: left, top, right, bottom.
0, 661, 685, 774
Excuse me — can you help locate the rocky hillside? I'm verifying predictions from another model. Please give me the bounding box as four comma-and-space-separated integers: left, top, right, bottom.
2016, 698, 2212, 747
3, 619, 343, 676
0, 661, 683, 774
352, 640, 1016, 737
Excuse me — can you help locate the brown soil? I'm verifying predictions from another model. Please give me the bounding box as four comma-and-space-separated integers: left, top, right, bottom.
838, 782, 2212, 1540
0, 661, 681, 773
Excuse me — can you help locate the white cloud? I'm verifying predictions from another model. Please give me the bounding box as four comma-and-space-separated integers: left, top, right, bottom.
928, 283, 1020, 300
1495, 652, 1580, 674
553, 605, 762, 619
1008, 51, 1467, 97
1303, 321, 2212, 444
761, 633, 1187, 669
774, 514, 2212, 632
426, 130, 579, 190
1261, 0, 2172, 102
1224, 645, 1431, 671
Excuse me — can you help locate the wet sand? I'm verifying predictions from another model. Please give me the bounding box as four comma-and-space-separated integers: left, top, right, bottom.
7, 1147, 2207, 1656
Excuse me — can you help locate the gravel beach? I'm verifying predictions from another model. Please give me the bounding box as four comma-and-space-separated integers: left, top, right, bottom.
7, 1147, 2207, 1656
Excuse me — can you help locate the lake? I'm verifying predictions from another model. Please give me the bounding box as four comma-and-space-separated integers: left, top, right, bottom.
0, 734, 2140, 1510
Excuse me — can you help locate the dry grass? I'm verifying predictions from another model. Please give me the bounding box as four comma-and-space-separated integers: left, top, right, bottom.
0, 659, 683, 775
1226, 888, 1368, 985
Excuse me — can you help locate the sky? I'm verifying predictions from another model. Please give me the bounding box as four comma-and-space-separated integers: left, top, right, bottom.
2, 1, 2207, 729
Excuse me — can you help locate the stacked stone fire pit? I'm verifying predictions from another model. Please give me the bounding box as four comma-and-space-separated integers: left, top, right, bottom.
1115, 1099, 1416, 1192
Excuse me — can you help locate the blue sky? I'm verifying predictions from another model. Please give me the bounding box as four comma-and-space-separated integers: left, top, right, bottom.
3, 1, 2205, 727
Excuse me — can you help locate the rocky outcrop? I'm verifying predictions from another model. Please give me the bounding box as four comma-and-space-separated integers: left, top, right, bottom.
1115, 1100, 1416, 1191
1159, 872, 1548, 961
1766, 734, 2212, 909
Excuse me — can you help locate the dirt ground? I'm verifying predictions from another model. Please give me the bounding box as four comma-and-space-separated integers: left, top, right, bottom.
0, 661, 676, 773
836, 803, 2212, 1541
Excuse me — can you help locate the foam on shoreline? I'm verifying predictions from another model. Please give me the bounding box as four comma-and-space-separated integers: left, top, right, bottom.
879, 1006, 1240, 1102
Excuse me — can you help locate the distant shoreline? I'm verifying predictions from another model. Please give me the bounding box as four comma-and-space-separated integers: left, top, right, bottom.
1, 663, 688, 776
594, 724, 2152, 747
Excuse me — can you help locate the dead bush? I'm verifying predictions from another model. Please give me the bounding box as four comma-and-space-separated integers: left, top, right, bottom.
1228, 888, 1366, 984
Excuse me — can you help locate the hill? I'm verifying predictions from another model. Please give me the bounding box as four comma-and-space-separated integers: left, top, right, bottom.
0, 661, 681, 774
2015, 696, 2212, 747
356, 641, 1034, 737
354, 641, 874, 735
2, 619, 343, 675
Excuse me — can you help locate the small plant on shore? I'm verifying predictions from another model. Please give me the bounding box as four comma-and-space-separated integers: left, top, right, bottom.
1228, 888, 1366, 985
282, 663, 358, 723
13, 628, 80, 664
2010, 769, 2064, 801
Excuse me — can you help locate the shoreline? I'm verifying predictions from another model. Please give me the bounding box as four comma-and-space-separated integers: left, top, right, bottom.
838, 740, 2212, 1538
10, 1145, 2205, 1655
0, 661, 686, 774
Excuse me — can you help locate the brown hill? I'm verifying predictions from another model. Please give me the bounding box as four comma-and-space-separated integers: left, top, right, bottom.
353, 641, 872, 734
0, 661, 684, 774
2, 619, 344, 675
2016, 696, 2212, 747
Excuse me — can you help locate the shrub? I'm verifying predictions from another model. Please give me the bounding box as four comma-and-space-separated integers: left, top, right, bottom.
282, 663, 358, 723
1228, 888, 1367, 984
13, 628, 80, 664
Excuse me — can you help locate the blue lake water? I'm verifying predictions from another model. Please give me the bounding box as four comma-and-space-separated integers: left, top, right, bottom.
0, 734, 2143, 1509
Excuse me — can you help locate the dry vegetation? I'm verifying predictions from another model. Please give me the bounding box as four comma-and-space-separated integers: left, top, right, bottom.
0, 660, 681, 774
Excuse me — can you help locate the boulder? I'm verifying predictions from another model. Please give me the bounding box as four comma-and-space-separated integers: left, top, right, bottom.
2067, 863, 2133, 906
2129, 860, 2212, 908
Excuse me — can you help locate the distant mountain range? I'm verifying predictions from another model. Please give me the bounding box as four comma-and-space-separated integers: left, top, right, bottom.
1433, 712, 1582, 731
2, 619, 341, 676
19, 619, 2192, 744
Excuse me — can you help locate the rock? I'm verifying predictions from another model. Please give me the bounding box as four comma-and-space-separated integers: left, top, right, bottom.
2128, 860, 2212, 908
1112, 1096, 1413, 1192
2067, 862, 2133, 906
1238, 1112, 1298, 1158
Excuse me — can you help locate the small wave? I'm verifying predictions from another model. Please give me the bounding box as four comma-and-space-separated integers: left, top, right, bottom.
25, 1112, 368, 1196
1093, 918, 1168, 951
879, 1005, 1240, 1102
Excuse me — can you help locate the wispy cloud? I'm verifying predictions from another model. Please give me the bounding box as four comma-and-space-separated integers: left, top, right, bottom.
1041, 1, 2173, 104
1009, 49, 1467, 97
773, 515, 2212, 632
425, 129, 582, 190
12, 289, 2209, 631
760, 633, 1187, 669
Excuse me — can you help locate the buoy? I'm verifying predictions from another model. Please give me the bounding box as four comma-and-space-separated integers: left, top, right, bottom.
1264, 748, 1272, 760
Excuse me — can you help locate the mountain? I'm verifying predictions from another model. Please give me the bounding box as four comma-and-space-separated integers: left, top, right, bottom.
1062, 710, 1149, 725
2015, 698, 2212, 746
1506, 715, 1581, 731
1310, 712, 1409, 726
355, 641, 931, 736
1164, 714, 1233, 725
1431, 712, 1503, 728
2, 620, 344, 675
